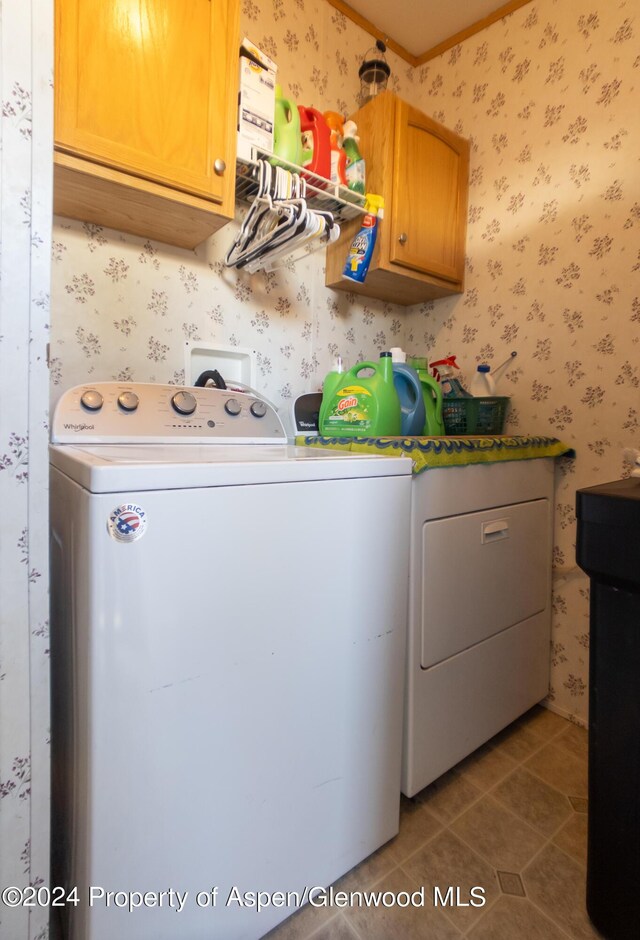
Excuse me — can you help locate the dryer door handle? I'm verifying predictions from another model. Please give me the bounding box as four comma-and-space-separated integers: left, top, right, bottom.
481, 519, 509, 543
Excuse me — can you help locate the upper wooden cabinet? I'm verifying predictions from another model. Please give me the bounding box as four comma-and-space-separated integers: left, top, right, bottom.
54, 0, 239, 248
326, 92, 470, 305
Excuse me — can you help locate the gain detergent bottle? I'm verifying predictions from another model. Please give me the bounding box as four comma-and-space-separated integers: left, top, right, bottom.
319, 351, 401, 438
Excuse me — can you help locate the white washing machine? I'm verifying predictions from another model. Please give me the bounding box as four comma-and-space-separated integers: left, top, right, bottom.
402, 458, 555, 797
49, 382, 411, 940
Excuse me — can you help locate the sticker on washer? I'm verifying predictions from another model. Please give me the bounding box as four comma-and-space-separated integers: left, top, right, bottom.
107, 504, 148, 543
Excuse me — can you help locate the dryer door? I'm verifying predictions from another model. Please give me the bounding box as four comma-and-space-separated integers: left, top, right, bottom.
421, 498, 551, 668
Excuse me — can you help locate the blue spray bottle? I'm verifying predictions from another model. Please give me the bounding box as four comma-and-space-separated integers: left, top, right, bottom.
342, 194, 384, 284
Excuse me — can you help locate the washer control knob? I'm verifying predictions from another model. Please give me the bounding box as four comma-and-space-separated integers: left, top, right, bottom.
117, 390, 139, 412
224, 398, 242, 416
80, 389, 103, 412
171, 391, 197, 416
250, 400, 268, 418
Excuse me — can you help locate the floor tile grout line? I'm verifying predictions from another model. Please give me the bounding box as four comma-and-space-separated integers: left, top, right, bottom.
304, 911, 342, 940
456, 757, 519, 794
441, 885, 501, 938
484, 773, 583, 841
485, 753, 581, 801
445, 806, 544, 879
515, 817, 592, 935
524, 886, 583, 940
516, 759, 587, 807
482, 742, 588, 838
542, 803, 587, 846
416, 756, 513, 824
423, 750, 548, 828
335, 911, 364, 940
520, 828, 556, 879
493, 720, 580, 769
545, 831, 588, 871
455, 707, 581, 772
456, 873, 503, 937
394, 861, 467, 937
387, 815, 444, 868
453, 712, 577, 794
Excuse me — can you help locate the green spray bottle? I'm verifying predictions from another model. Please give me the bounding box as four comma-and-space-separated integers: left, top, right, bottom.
319, 351, 401, 438
342, 120, 366, 194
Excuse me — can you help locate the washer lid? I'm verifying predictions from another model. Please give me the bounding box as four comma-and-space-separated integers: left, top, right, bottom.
49, 442, 411, 493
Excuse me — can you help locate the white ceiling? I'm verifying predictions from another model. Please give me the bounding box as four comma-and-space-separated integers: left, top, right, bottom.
345, 0, 516, 58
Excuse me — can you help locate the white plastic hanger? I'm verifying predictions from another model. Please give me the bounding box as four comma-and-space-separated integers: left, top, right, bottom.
225, 160, 339, 273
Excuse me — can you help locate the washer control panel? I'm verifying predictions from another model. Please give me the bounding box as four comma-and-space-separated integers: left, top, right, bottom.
51, 382, 286, 444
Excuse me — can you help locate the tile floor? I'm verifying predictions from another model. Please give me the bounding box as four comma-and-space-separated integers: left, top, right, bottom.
266, 705, 604, 940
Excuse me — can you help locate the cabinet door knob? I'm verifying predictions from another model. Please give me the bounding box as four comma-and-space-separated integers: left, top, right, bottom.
398, 232, 408, 246
214, 159, 226, 176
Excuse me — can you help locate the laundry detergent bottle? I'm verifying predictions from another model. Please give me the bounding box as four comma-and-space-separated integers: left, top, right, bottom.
408, 357, 445, 435
342, 194, 384, 284
390, 348, 426, 436
323, 110, 348, 186
298, 106, 331, 181
319, 351, 401, 438
272, 85, 302, 167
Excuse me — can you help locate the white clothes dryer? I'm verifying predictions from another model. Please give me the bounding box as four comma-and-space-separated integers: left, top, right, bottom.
402, 458, 555, 797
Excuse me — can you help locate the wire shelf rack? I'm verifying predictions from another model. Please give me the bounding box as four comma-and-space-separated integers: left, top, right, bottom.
235, 148, 366, 224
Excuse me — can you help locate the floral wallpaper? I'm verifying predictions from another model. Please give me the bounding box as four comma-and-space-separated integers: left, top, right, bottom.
0, 2, 52, 938
403, 0, 639, 724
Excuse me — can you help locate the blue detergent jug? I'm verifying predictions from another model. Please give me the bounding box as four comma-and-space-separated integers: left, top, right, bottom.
392, 361, 426, 436
408, 357, 445, 435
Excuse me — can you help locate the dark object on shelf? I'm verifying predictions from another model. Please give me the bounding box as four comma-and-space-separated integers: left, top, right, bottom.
576, 477, 640, 940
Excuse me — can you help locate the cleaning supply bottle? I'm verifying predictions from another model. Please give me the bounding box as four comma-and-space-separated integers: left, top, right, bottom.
342, 194, 384, 284
319, 351, 401, 437
408, 356, 445, 435
470, 364, 496, 397
342, 120, 366, 195
429, 356, 472, 398
390, 348, 426, 436
298, 106, 331, 181
272, 86, 302, 167
323, 111, 348, 186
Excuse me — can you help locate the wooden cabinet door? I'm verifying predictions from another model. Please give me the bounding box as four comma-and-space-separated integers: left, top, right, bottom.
55, 0, 235, 204
389, 101, 469, 284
